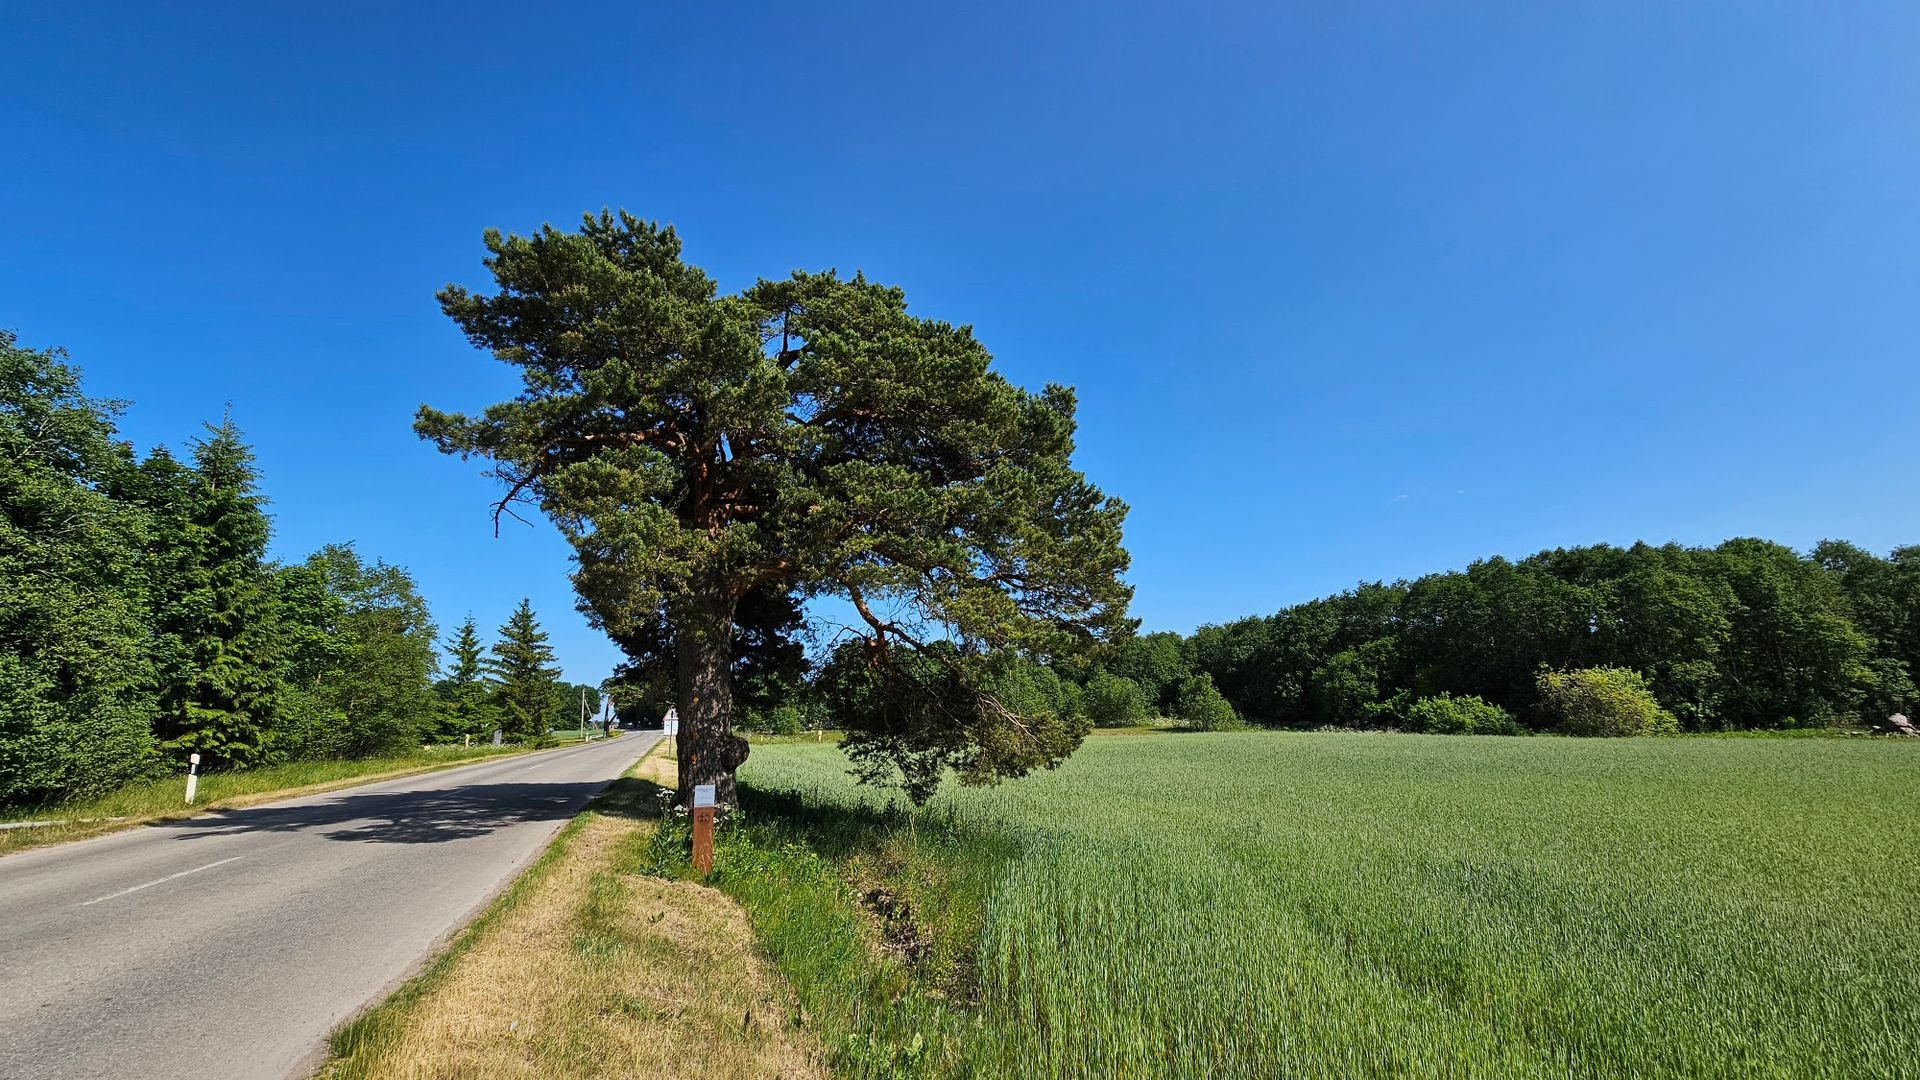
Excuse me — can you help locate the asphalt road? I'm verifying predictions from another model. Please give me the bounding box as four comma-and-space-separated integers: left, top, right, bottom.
0, 731, 660, 1080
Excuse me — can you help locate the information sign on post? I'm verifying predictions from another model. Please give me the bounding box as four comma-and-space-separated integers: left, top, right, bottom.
691, 784, 716, 875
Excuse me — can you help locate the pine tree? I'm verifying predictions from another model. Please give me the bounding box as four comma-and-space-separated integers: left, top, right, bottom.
486, 599, 562, 741
438, 615, 499, 739
155, 418, 281, 767
420, 214, 1132, 806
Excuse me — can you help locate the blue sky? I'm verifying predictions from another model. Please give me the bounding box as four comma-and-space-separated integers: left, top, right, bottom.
6, 3, 1918, 683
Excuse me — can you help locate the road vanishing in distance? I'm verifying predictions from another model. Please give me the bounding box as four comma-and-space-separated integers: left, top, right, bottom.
0, 732, 660, 1080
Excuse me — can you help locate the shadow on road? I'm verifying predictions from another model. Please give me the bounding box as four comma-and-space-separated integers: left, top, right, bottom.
159, 781, 608, 844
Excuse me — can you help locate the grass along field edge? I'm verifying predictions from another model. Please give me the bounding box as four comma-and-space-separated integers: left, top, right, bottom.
0, 736, 620, 857
319, 741, 824, 1080
686, 770, 1023, 1077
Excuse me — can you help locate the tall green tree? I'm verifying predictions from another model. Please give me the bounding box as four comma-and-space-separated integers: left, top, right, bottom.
419, 212, 1132, 805
487, 599, 563, 741
0, 333, 158, 804
269, 551, 350, 757
1109, 631, 1192, 713
552, 683, 602, 732
114, 445, 199, 714
153, 418, 281, 767
300, 545, 438, 756
1707, 538, 1876, 727
1814, 539, 1919, 718
436, 616, 501, 740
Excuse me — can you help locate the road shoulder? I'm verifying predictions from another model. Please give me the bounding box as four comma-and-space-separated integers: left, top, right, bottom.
318, 744, 825, 1080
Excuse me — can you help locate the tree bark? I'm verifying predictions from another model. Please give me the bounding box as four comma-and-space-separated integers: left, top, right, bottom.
673, 585, 749, 809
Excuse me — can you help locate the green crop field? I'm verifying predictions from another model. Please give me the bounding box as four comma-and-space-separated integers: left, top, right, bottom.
721, 732, 1919, 1079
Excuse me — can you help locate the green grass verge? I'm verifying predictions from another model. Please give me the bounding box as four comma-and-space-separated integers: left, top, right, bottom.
694, 731, 1919, 1079
648, 779, 1013, 1077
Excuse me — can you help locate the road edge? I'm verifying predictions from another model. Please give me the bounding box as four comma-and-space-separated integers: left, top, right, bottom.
306, 737, 660, 1079
0, 734, 636, 863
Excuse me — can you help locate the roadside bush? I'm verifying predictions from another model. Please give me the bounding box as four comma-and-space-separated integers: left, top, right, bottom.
1174, 674, 1242, 731
1536, 667, 1679, 737
739, 701, 810, 735
1403, 693, 1523, 735
1084, 672, 1152, 727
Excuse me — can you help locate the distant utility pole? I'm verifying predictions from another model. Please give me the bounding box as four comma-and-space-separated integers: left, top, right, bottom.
579, 687, 587, 741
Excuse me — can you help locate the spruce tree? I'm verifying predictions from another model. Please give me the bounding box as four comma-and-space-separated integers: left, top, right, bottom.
438, 615, 500, 740
156, 418, 281, 767
486, 599, 562, 741
121, 445, 199, 729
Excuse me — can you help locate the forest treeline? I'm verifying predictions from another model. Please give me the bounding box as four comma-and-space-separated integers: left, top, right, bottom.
717, 536, 1918, 743
1, 333, 593, 807
1184, 538, 1919, 732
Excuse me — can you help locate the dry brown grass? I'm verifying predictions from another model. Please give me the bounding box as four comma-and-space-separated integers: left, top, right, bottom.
321, 746, 824, 1080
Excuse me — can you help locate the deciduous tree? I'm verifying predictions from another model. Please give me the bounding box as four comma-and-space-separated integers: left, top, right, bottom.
0, 333, 158, 803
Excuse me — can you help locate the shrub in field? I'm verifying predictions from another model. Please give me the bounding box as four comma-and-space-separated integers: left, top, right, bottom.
1402, 693, 1523, 735
1174, 673, 1241, 730
990, 661, 1081, 726
1536, 667, 1679, 736
740, 702, 810, 735
1084, 672, 1152, 727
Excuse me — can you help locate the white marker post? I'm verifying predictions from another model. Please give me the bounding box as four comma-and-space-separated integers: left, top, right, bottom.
184, 753, 201, 805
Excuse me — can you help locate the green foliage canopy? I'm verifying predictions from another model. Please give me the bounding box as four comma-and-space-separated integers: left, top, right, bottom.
152, 419, 281, 768
417, 212, 1132, 805
1402, 693, 1522, 736
1536, 667, 1680, 737
1187, 540, 1916, 733
0, 333, 158, 804
275, 545, 439, 757
487, 598, 564, 741
0, 332, 537, 807
1083, 670, 1152, 727
1173, 673, 1240, 731
434, 616, 501, 741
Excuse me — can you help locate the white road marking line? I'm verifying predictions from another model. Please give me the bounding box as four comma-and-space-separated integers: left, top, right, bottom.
77, 856, 245, 907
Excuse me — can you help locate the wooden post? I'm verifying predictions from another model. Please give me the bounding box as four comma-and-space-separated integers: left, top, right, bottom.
691, 783, 716, 875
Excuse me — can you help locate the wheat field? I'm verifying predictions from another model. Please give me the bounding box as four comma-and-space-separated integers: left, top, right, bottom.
729, 732, 1920, 1079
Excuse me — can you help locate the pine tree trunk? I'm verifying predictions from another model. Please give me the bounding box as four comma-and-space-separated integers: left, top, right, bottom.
673, 585, 749, 809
